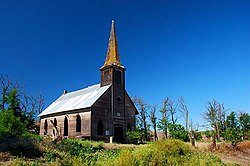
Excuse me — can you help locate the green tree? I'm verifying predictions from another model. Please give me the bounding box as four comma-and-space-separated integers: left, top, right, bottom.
168, 123, 189, 142
0, 75, 44, 134
0, 110, 27, 138
7, 89, 22, 118
225, 112, 242, 147
238, 112, 250, 140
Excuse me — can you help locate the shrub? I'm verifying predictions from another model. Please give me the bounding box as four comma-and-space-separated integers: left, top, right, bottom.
204, 130, 212, 139
102, 140, 228, 166
126, 131, 141, 144
194, 131, 202, 141
168, 124, 190, 142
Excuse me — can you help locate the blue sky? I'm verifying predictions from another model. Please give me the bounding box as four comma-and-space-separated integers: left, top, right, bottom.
0, 0, 249, 129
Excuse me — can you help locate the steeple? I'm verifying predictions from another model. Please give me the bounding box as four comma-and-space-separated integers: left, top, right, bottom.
101, 20, 124, 69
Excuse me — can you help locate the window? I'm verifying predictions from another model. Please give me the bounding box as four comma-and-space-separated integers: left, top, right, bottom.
115, 70, 122, 85
44, 120, 48, 135
54, 118, 57, 127
103, 70, 110, 81
64, 117, 68, 136
76, 115, 81, 132
97, 120, 103, 135
116, 96, 121, 103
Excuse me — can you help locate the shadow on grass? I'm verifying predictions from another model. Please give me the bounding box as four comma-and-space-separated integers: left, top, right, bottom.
0, 136, 43, 158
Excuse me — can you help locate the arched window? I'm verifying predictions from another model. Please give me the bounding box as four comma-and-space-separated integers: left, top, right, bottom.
44, 120, 48, 135
97, 120, 103, 135
76, 115, 81, 132
54, 118, 57, 127
64, 116, 68, 136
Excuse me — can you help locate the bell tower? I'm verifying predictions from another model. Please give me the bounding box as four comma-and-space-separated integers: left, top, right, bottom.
100, 20, 126, 143
100, 20, 125, 88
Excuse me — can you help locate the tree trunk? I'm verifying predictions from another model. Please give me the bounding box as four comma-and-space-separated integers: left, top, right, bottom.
186, 113, 188, 131
154, 127, 158, 141
143, 117, 148, 141
212, 135, 216, 149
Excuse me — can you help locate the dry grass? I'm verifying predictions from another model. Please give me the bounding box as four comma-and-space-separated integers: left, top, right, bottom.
0, 152, 13, 162
195, 141, 250, 166
236, 141, 250, 152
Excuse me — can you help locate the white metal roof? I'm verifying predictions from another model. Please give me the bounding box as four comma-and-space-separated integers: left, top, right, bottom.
39, 84, 111, 117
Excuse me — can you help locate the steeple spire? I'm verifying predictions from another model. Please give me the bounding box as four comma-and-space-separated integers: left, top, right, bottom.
102, 20, 123, 68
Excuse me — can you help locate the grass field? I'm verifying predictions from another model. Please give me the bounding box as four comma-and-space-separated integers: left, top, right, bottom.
0, 137, 249, 166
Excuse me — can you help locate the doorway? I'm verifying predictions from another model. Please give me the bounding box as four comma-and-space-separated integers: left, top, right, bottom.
114, 125, 124, 143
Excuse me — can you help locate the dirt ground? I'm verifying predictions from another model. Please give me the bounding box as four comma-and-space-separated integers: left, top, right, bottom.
195, 141, 250, 166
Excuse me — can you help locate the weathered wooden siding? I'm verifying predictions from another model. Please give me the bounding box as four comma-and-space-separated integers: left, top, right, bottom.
91, 88, 111, 142
124, 91, 137, 132
39, 109, 91, 138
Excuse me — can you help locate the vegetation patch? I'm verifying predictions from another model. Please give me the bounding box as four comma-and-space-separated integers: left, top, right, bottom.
4, 138, 236, 166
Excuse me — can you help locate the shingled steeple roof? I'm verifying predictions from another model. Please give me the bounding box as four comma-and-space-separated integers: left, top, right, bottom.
101, 20, 124, 69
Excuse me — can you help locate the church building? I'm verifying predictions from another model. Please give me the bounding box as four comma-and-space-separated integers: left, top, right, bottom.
39, 21, 138, 143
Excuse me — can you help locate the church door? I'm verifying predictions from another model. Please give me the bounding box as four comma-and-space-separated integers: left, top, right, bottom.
114, 125, 124, 143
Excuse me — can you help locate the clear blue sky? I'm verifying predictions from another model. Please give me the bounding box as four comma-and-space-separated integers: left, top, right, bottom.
0, 0, 249, 129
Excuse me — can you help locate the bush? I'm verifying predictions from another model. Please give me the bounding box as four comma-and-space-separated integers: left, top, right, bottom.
194, 131, 202, 141
225, 128, 242, 147
103, 139, 227, 166
126, 131, 141, 144
204, 130, 212, 139
168, 124, 190, 142
53, 139, 105, 165
44, 151, 62, 162
7, 139, 231, 166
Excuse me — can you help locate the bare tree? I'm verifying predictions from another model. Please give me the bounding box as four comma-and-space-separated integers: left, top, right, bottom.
178, 97, 189, 131
0, 74, 24, 110
134, 97, 150, 141
0, 74, 12, 110
189, 119, 195, 146
21, 93, 44, 115
158, 97, 170, 139
150, 105, 158, 141
203, 99, 225, 148
169, 99, 178, 125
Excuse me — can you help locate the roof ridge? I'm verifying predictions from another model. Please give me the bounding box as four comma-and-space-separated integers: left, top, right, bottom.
64, 83, 100, 95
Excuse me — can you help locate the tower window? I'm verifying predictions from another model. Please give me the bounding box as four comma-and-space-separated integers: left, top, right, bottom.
76, 115, 81, 132
103, 70, 110, 81
115, 70, 122, 85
